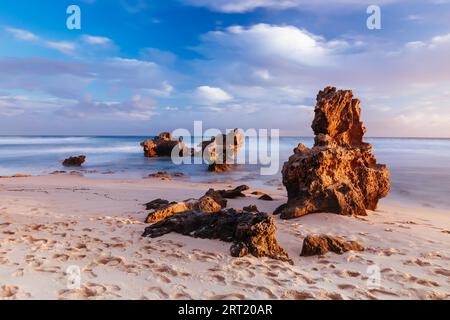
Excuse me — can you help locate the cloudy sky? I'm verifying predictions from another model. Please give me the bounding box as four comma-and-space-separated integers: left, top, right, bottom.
0, 0, 449, 137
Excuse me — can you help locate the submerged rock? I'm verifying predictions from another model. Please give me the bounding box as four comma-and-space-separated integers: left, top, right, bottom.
300, 235, 364, 257
279, 87, 390, 219
143, 209, 292, 262
62, 155, 86, 167
147, 171, 185, 180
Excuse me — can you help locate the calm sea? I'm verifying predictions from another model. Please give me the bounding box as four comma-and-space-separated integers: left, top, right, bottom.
0, 136, 449, 210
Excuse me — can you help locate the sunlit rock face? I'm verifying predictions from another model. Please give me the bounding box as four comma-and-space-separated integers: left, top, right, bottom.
278, 87, 391, 219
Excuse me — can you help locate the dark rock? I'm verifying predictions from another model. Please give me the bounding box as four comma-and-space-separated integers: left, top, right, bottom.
258, 194, 274, 201
148, 171, 185, 180
145, 199, 170, 211
300, 234, 364, 257
279, 87, 390, 219
62, 155, 86, 167
243, 205, 259, 213
143, 209, 292, 262
208, 185, 249, 199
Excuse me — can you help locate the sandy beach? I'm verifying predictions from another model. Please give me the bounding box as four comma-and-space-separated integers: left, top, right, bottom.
1, 174, 449, 300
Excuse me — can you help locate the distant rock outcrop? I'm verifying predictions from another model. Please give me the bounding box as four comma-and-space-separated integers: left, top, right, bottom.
62, 155, 86, 167
277, 87, 390, 219
201, 129, 244, 172
141, 133, 189, 158
300, 234, 364, 257
143, 209, 292, 262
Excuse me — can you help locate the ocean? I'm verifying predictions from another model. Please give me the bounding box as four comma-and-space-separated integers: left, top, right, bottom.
0, 136, 449, 210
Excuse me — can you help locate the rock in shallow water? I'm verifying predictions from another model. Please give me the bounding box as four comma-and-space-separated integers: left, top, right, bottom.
278, 87, 390, 219
300, 234, 364, 257
141, 132, 188, 158
62, 155, 86, 167
143, 209, 292, 263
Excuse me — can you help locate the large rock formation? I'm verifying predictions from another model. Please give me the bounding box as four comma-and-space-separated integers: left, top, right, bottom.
300, 235, 364, 257
141, 132, 188, 158
201, 129, 244, 172
278, 87, 390, 219
62, 155, 86, 167
143, 209, 291, 263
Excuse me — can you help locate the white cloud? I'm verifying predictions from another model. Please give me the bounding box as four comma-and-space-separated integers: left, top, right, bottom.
6, 27, 39, 41
184, 0, 401, 13
197, 24, 350, 68
195, 86, 233, 104
44, 41, 76, 55
82, 35, 113, 45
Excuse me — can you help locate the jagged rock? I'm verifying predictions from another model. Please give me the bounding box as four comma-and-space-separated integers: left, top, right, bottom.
142, 209, 292, 262
145, 190, 228, 223
300, 235, 364, 257
201, 129, 244, 172
279, 87, 390, 219
62, 155, 86, 167
258, 194, 274, 201
141, 132, 190, 158
243, 205, 259, 213
145, 202, 191, 223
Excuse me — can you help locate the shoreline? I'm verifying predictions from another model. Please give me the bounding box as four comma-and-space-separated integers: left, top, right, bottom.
1, 175, 449, 300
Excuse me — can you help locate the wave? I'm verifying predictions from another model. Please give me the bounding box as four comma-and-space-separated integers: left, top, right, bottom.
0, 144, 141, 157
0, 136, 92, 145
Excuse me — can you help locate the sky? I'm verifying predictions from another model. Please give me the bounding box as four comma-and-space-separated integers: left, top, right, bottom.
0, 0, 449, 137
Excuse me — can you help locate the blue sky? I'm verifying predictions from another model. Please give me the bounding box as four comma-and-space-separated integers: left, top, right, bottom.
0, 0, 449, 136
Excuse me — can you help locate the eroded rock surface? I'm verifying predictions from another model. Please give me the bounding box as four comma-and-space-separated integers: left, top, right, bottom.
278, 87, 390, 219
144, 189, 229, 223
62, 155, 86, 167
300, 235, 364, 257
143, 209, 291, 262
201, 129, 244, 172
141, 133, 189, 158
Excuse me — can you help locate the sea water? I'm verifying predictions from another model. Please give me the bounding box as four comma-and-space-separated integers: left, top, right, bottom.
0, 136, 449, 209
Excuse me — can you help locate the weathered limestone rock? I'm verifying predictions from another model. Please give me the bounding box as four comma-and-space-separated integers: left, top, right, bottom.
300, 235, 364, 257
201, 129, 244, 172
141, 132, 189, 158
144, 189, 229, 223
143, 209, 292, 262
278, 87, 390, 219
62, 155, 86, 167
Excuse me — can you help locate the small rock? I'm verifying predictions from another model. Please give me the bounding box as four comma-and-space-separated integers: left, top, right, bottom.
300, 234, 364, 257
243, 205, 259, 212
62, 155, 86, 167
259, 194, 274, 201
145, 199, 170, 211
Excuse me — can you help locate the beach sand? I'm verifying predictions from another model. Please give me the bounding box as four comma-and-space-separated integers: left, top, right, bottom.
0, 175, 449, 300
